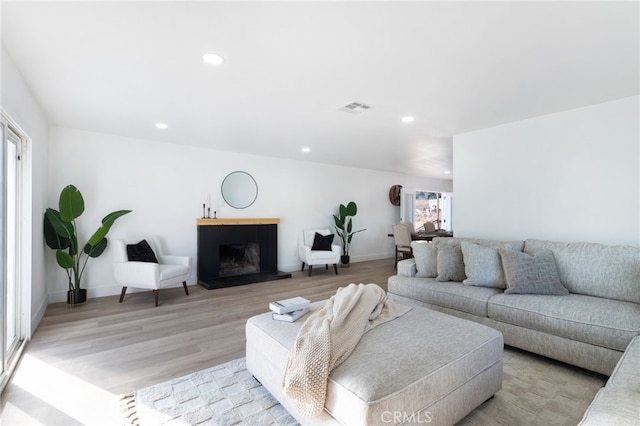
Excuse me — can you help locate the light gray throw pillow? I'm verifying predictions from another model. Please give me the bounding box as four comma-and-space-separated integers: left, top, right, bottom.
435, 245, 466, 282
411, 241, 437, 278
499, 249, 569, 295
461, 242, 506, 289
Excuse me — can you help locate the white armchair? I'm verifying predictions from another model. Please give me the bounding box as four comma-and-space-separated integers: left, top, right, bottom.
113, 236, 191, 306
298, 229, 341, 277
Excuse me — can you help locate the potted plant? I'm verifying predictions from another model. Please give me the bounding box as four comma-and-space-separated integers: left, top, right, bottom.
332, 201, 366, 266
44, 184, 131, 304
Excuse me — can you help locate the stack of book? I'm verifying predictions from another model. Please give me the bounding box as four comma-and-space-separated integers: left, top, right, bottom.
269, 296, 310, 322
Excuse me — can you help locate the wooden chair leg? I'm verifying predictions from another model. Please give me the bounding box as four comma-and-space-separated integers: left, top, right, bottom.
119, 286, 127, 303
301, 262, 306, 272
182, 281, 189, 295
308, 265, 313, 277
325, 264, 328, 269
153, 289, 159, 307
395, 246, 399, 269
333, 264, 338, 275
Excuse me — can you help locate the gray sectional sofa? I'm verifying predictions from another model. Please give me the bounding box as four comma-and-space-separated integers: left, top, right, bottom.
579, 335, 640, 424
388, 237, 640, 423
387, 237, 640, 376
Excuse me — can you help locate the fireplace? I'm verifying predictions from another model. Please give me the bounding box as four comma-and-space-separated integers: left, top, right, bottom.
196, 218, 292, 289
219, 243, 260, 277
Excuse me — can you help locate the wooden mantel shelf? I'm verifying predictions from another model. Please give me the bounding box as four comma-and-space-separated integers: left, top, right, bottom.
196, 218, 280, 226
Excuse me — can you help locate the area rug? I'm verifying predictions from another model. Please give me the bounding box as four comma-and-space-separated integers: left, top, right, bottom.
120, 358, 297, 426
121, 349, 604, 426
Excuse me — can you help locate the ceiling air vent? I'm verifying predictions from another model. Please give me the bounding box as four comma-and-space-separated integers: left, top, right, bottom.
337, 101, 374, 114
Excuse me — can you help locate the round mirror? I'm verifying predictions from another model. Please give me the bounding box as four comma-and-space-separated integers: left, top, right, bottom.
221, 171, 258, 209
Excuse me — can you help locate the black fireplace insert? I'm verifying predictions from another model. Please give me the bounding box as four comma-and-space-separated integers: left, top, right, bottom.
197, 223, 291, 289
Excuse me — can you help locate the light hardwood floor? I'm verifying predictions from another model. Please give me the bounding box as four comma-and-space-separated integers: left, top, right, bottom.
0, 259, 606, 425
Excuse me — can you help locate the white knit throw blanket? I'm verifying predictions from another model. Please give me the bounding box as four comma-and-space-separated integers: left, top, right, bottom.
281, 283, 411, 417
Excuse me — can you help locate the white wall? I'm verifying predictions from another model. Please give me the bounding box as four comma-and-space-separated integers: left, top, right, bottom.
47, 127, 452, 302
453, 96, 639, 246
1, 46, 50, 332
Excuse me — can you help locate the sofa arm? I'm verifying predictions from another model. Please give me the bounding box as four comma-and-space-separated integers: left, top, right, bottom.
397, 259, 417, 277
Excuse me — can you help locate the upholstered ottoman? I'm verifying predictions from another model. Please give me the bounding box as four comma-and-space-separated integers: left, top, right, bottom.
246, 301, 503, 425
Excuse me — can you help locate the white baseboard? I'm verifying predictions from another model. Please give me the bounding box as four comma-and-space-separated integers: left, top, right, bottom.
47, 254, 395, 302
31, 297, 48, 336
48, 283, 188, 303
280, 252, 393, 272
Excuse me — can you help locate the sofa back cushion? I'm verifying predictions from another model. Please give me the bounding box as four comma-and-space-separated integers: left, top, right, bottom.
524, 239, 640, 304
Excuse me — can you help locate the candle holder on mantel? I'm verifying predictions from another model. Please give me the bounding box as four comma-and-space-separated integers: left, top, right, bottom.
202, 204, 206, 219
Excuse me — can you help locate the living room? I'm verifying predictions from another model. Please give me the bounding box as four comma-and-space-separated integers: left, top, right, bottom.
1, 1, 638, 425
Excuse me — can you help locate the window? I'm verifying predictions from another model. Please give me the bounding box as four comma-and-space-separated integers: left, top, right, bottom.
401, 190, 453, 232
414, 191, 442, 230
1, 112, 31, 392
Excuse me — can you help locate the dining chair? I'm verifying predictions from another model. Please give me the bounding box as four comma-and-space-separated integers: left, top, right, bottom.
423, 221, 436, 233
392, 223, 413, 269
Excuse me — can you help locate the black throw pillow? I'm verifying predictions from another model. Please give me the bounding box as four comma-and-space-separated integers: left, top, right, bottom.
311, 232, 334, 251
127, 239, 159, 263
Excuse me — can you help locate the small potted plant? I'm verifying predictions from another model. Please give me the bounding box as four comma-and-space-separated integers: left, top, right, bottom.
44, 184, 131, 304
333, 201, 366, 266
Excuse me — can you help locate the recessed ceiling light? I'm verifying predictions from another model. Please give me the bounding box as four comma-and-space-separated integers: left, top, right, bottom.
301, 147, 311, 153
401, 116, 415, 123
444, 170, 451, 174
155, 123, 168, 129
202, 53, 224, 66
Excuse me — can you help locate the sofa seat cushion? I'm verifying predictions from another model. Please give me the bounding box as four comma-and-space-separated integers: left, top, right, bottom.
488, 294, 640, 351
388, 275, 503, 317
578, 387, 640, 425
607, 336, 640, 392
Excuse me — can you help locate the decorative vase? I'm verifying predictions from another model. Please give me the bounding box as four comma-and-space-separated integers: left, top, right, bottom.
340, 255, 350, 267
67, 289, 87, 305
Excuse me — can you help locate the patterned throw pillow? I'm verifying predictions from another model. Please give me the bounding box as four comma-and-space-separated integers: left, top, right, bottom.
461, 242, 506, 289
499, 249, 569, 295
411, 241, 437, 278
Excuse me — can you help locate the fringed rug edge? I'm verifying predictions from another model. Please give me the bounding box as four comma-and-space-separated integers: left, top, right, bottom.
119, 392, 140, 426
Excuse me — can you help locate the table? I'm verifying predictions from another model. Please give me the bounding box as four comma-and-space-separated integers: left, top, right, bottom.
388, 231, 453, 241
412, 231, 453, 241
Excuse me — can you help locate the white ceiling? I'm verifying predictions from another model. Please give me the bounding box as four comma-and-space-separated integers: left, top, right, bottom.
2, 1, 638, 179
